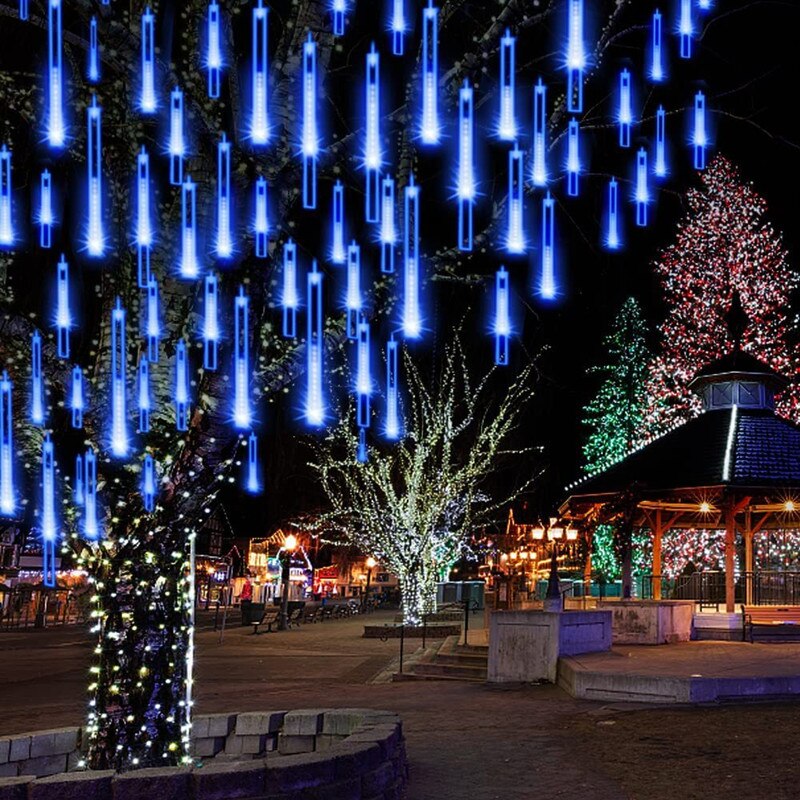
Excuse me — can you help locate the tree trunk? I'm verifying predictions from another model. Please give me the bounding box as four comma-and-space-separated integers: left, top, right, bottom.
621, 545, 633, 599
86, 529, 193, 771
399, 568, 438, 626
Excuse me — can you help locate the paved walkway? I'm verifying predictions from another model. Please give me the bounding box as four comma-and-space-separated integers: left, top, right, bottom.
3, 613, 800, 798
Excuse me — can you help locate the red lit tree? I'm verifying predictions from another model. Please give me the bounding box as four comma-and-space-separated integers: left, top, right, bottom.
644, 155, 800, 437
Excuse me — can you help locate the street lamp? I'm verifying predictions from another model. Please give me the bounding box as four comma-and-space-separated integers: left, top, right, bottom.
278, 534, 298, 630
363, 556, 376, 608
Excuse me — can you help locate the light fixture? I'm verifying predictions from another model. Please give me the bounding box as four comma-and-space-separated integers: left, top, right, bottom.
566, 528, 579, 541
548, 527, 564, 540
366, 556, 377, 569
509, 551, 518, 560
785, 500, 796, 513
532, 527, 545, 540
699, 502, 711, 514
284, 534, 298, 551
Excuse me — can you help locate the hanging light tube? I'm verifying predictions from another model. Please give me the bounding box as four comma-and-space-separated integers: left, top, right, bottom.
618, 69, 632, 148
305, 261, 325, 426
346, 241, 361, 340
635, 147, 650, 226
679, 0, 693, 59
403, 176, 421, 338
246, 432, 260, 494
385, 335, 400, 440
457, 80, 475, 252
207, 2, 223, 99
180, 177, 199, 279
74, 454, 84, 506
494, 267, 510, 366
110, 298, 128, 457
282, 240, 298, 338
47, 0, 66, 148
251, 0, 270, 145
692, 90, 707, 170
254, 176, 268, 258
539, 192, 556, 300
55, 254, 70, 358
138, 356, 150, 432
655, 105, 667, 178
506, 145, 524, 254
0, 372, 14, 516
169, 88, 185, 185
356, 317, 371, 427
203, 274, 219, 370
88, 16, 100, 83
301, 34, 319, 210
83, 447, 99, 540
86, 95, 105, 257
175, 338, 190, 431
650, 10, 664, 82
532, 79, 548, 187
390, 0, 406, 56
31, 331, 44, 425
605, 177, 621, 251
380, 176, 396, 274
216, 133, 233, 259
142, 453, 156, 512
566, 0, 585, 113
331, 180, 346, 264
136, 147, 152, 287
0, 146, 11, 247
364, 44, 381, 223
233, 288, 251, 430
41, 433, 57, 588
498, 30, 517, 141
566, 118, 581, 197
146, 276, 160, 362
420, 1, 440, 145
140, 7, 157, 113
39, 169, 53, 249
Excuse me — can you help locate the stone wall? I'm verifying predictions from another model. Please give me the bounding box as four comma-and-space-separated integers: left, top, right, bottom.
0, 709, 407, 800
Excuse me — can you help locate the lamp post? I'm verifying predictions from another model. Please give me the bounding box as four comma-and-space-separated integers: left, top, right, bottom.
363, 556, 376, 608
278, 534, 298, 630
544, 520, 564, 612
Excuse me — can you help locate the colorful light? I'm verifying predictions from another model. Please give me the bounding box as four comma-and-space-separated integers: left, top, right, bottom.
679, 0, 693, 59
457, 80, 475, 252
0, 372, 14, 516
389, 0, 406, 55
175, 338, 190, 431
0, 146, 13, 247
420, 1, 440, 145
301, 34, 319, 209
254, 176, 268, 258
233, 288, 251, 430
380, 176, 396, 273
539, 192, 556, 300
494, 266, 510, 366
136, 147, 152, 287
402, 176, 422, 338
655, 105, 668, 178
385, 335, 400, 440
138, 356, 150, 432
203, 274, 219, 370
692, 91, 707, 170
282, 239, 298, 338
140, 7, 157, 113
31, 331, 44, 425
649, 10, 664, 82
364, 44, 381, 222
83, 447, 99, 540
698, 0, 712, 10
86, 96, 105, 257
215, 134, 233, 259
250, 0, 270, 145
331, 180, 346, 264
146, 277, 160, 362
19, 0, 28, 21
566, 0, 585, 113
169, 88, 185, 185
356, 317, 372, 430
179, 177, 200, 279
498, 30, 517, 141
88, 16, 100, 83
506, 145, 525, 254
346, 241, 362, 339
605, 177, 621, 250
110, 298, 128, 457
305, 261, 325, 426
47, 0, 65, 148
39, 170, 53, 249
70, 366, 83, 429
635, 147, 650, 227
206, 2, 223, 99
531, 80, 548, 187
566, 118, 581, 197
142, 454, 156, 512
55, 254, 70, 358
41, 433, 57, 587
246, 432, 260, 494
618, 69, 632, 148
331, 0, 348, 36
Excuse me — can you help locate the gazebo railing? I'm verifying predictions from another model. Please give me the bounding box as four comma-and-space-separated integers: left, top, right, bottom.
635, 571, 800, 606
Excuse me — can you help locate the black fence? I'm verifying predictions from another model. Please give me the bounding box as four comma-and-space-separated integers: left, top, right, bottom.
635, 571, 800, 607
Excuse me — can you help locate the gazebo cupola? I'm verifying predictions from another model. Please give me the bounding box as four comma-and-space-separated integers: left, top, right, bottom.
688, 349, 789, 412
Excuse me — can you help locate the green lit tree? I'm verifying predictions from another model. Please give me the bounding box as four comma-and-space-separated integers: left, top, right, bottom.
582, 299, 652, 582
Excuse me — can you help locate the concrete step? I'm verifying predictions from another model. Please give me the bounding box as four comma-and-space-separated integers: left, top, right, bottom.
410, 662, 487, 681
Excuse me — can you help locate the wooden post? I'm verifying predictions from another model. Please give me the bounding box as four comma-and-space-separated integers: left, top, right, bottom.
583, 534, 592, 603
725, 500, 736, 614
744, 510, 753, 606
653, 509, 663, 601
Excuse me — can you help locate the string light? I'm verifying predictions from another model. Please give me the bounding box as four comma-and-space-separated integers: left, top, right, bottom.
140, 7, 157, 113
206, 2, 223, 99
71, 366, 84, 429
565, 0, 585, 113
379, 176, 396, 273
403, 176, 422, 338
0, 146, 11, 247
420, 1, 440, 145
254, 177, 269, 258
47, 0, 66, 147
498, 30, 517, 141
233, 288, 251, 430
203, 274, 219, 370
330, 180, 346, 264
88, 16, 100, 83
110, 299, 129, 457
86, 96, 105, 257
364, 44, 381, 222
506, 145, 525, 254
39, 170, 53, 249
301, 34, 319, 209
250, 0, 270, 145
282, 240, 298, 338
215, 134, 233, 259
531, 80, 548, 187
0, 372, 14, 516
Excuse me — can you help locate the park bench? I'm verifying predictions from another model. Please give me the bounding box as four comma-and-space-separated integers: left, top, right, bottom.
743, 606, 800, 643
287, 608, 305, 628
303, 607, 320, 624
251, 608, 280, 635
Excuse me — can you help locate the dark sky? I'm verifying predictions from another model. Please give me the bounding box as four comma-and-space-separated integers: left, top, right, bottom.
2, 0, 799, 540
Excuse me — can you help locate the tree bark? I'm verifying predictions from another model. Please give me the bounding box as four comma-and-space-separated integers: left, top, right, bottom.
399, 568, 438, 626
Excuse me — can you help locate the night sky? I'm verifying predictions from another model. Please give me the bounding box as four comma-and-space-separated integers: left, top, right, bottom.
1, 0, 799, 540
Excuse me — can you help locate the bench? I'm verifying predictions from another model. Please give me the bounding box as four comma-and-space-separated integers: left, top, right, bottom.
287, 608, 305, 628
743, 606, 800, 643
252, 609, 280, 634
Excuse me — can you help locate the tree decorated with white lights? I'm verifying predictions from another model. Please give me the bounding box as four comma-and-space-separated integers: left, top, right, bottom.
582, 297, 652, 579
644, 155, 800, 437
313, 338, 537, 625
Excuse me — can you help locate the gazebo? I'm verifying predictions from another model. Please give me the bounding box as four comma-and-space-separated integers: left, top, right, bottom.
559, 348, 800, 614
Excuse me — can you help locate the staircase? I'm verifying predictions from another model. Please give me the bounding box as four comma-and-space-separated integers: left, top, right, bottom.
396, 635, 488, 682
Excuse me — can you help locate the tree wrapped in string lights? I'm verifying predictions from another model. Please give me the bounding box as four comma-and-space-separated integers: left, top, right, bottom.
313, 338, 537, 625
644, 155, 800, 437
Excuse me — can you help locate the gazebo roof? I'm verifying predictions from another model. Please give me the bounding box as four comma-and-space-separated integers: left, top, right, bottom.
564, 406, 800, 503
688, 349, 788, 392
